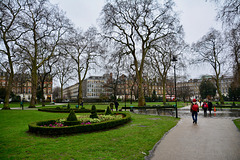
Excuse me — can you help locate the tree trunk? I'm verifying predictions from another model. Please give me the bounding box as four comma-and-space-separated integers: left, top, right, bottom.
78, 81, 83, 106
3, 72, 13, 110
41, 83, 45, 107
29, 66, 37, 108
60, 83, 63, 101
162, 78, 167, 105
216, 77, 224, 104
2, 36, 14, 110
137, 71, 145, 106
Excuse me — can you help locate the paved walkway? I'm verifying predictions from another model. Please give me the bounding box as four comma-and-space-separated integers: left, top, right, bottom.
147, 117, 240, 160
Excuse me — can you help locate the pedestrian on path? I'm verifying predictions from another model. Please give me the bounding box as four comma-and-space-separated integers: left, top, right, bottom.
208, 101, 213, 115
190, 99, 199, 124
114, 101, 119, 111
202, 102, 208, 116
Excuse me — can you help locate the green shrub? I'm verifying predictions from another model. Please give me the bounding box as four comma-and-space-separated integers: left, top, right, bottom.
90, 105, 98, 119
110, 102, 114, 110
232, 102, 236, 107
105, 106, 112, 115
81, 106, 85, 109
67, 110, 77, 121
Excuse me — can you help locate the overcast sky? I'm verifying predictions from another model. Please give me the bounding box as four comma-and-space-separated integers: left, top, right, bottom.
50, 0, 222, 80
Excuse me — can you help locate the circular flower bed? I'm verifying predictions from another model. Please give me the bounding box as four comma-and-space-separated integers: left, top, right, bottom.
28, 113, 131, 135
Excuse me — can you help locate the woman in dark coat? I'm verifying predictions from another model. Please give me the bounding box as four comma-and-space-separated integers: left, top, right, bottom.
208, 101, 213, 115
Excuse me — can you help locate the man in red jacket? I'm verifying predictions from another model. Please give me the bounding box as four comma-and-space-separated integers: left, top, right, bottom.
191, 99, 199, 124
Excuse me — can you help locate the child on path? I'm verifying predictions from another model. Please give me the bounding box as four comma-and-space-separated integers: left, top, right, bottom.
191, 99, 199, 124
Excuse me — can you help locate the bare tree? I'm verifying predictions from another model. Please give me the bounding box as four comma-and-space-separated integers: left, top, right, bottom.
15, 0, 70, 107
226, 27, 240, 87
100, 0, 183, 106
0, 0, 25, 109
147, 33, 186, 104
192, 28, 226, 104
217, 0, 240, 27
212, 0, 240, 88
52, 86, 61, 100
37, 56, 59, 106
104, 44, 129, 101
54, 55, 75, 101
217, 0, 240, 88
62, 27, 101, 105
177, 85, 192, 102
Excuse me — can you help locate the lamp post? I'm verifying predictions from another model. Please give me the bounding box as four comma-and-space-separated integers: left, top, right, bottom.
171, 56, 178, 118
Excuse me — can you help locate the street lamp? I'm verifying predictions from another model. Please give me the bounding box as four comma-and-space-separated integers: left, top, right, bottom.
171, 56, 178, 118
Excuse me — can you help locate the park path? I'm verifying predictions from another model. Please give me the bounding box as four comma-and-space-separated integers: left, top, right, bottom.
147, 117, 240, 160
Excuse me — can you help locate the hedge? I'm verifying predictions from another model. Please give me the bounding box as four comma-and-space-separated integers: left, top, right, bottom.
38, 108, 105, 113
28, 113, 131, 135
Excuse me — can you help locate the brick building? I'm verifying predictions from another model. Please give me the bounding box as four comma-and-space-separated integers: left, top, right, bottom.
0, 71, 53, 101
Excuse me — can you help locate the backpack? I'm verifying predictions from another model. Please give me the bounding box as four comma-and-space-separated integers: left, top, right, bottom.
192, 104, 199, 112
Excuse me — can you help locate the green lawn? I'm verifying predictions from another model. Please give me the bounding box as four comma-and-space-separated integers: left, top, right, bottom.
0, 110, 179, 160
233, 119, 240, 131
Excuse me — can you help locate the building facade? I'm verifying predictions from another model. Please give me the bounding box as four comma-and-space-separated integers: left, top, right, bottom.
0, 71, 53, 101
177, 75, 233, 100
63, 74, 112, 100
62, 72, 233, 102
62, 83, 79, 100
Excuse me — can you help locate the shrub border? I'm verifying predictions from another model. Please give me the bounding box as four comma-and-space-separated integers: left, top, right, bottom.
28, 112, 131, 135
38, 108, 105, 113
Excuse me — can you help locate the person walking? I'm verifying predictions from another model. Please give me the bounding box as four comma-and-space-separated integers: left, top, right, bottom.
202, 102, 208, 116
208, 101, 213, 115
191, 99, 199, 124
114, 101, 119, 111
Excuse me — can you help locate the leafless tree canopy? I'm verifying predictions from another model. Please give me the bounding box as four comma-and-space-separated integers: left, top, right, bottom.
192, 28, 226, 104
100, 0, 183, 106
61, 27, 102, 104
217, 0, 240, 27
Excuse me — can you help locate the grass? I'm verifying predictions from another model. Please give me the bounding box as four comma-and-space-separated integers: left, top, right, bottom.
0, 110, 179, 160
233, 119, 240, 131
0, 102, 52, 108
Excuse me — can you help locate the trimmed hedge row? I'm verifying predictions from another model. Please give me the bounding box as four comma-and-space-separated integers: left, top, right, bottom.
38, 108, 105, 113
28, 113, 131, 135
